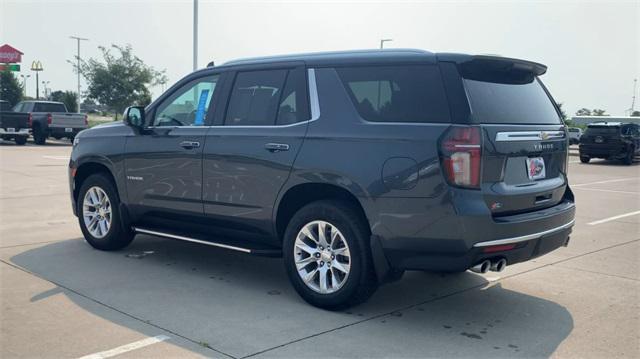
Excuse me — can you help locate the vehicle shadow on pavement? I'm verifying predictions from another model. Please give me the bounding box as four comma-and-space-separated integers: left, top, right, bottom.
11, 236, 573, 358
0, 139, 71, 146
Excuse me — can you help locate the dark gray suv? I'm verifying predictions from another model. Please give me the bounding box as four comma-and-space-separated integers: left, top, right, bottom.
68, 49, 575, 309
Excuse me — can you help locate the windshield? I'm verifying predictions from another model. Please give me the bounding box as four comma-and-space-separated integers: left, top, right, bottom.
464, 77, 560, 125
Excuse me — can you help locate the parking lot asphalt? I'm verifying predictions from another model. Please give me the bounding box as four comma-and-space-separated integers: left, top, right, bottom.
1, 139, 638, 358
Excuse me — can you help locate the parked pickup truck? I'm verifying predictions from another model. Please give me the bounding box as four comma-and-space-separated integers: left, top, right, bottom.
0, 100, 30, 145
12, 100, 87, 145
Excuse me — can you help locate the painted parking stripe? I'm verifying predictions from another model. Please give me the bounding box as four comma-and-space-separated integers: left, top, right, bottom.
588, 210, 640, 226
42, 155, 69, 160
573, 187, 639, 195
78, 335, 170, 359
572, 178, 637, 187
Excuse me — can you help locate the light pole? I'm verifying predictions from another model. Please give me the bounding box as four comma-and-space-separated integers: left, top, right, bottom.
19, 74, 30, 96
30, 61, 43, 99
193, 0, 198, 71
42, 81, 50, 99
70, 36, 89, 112
380, 38, 393, 49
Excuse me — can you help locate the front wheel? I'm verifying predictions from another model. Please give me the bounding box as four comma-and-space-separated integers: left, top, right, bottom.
33, 127, 46, 145
283, 200, 378, 310
14, 136, 27, 145
77, 174, 134, 251
623, 148, 634, 165
580, 155, 590, 163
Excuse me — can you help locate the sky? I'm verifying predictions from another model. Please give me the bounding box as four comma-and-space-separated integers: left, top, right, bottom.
1, 0, 639, 116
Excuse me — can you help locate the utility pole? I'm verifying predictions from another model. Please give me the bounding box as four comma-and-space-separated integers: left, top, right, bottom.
42, 81, 50, 99
193, 0, 198, 71
70, 36, 89, 113
19, 74, 30, 96
380, 38, 393, 49
631, 78, 637, 114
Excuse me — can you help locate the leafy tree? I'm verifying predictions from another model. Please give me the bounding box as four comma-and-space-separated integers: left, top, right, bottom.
0, 68, 23, 106
631, 110, 640, 117
576, 108, 592, 116
50, 90, 78, 112
73, 44, 167, 119
556, 102, 568, 121
592, 109, 608, 116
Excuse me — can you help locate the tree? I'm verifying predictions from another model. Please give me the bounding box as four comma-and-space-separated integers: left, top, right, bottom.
592, 109, 608, 116
50, 90, 78, 112
631, 110, 640, 117
556, 102, 568, 121
74, 44, 167, 119
576, 108, 592, 116
0, 68, 23, 106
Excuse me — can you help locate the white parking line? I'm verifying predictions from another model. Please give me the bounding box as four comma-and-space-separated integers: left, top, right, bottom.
42, 155, 69, 160
588, 210, 640, 226
572, 178, 637, 187
77, 335, 170, 359
573, 187, 639, 195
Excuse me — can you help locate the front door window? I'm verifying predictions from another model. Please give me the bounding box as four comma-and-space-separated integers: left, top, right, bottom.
154, 75, 219, 127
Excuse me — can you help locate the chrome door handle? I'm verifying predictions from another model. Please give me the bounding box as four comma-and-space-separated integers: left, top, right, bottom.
180, 141, 200, 149
264, 143, 290, 152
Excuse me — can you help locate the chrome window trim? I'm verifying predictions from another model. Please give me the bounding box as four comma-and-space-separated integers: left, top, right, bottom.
472, 219, 575, 247
495, 130, 565, 142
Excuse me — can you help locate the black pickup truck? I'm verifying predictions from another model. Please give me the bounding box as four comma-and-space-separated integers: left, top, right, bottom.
0, 100, 30, 145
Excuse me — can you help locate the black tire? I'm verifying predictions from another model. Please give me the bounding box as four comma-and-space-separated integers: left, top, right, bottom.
14, 136, 27, 145
77, 173, 135, 251
33, 126, 46, 145
283, 200, 378, 310
623, 148, 634, 165
580, 155, 590, 163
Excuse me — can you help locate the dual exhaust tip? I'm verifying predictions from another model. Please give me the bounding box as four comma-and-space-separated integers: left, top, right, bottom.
470, 258, 507, 274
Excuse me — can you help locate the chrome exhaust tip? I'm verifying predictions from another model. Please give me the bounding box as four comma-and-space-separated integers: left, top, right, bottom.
491, 258, 507, 272
470, 260, 491, 274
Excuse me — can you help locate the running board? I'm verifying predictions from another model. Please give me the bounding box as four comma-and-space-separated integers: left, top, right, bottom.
132, 227, 282, 256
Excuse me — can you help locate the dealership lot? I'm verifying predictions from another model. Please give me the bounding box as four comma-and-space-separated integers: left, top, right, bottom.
1, 140, 638, 358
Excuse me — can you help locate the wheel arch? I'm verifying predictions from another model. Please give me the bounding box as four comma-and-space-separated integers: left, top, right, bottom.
73, 160, 120, 207
274, 182, 371, 242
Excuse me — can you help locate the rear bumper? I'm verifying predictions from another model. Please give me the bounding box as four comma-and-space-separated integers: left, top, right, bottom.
0, 128, 30, 136
579, 144, 627, 158
372, 194, 575, 273
48, 126, 86, 137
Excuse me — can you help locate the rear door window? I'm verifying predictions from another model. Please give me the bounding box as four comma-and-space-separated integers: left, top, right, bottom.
336, 65, 451, 123
225, 70, 287, 126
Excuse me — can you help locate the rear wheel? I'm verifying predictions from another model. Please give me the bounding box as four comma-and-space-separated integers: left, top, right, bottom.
14, 136, 27, 145
283, 200, 378, 309
580, 155, 590, 163
623, 148, 634, 165
33, 126, 46, 145
77, 173, 134, 251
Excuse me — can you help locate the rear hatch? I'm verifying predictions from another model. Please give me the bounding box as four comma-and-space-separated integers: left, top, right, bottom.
580, 124, 622, 147
460, 57, 568, 216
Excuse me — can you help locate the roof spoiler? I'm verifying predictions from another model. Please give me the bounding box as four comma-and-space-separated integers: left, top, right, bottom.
437, 53, 547, 76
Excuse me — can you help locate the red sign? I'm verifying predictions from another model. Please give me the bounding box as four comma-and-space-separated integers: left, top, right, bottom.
0, 44, 24, 63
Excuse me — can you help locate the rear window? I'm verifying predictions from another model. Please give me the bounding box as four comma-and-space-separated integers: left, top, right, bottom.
33, 102, 67, 113
336, 65, 451, 123
585, 126, 620, 136
463, 77, 560, 125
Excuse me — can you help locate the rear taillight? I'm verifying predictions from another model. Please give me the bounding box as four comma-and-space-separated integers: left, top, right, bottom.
439, 126, 482, 189
47, 113, 52, 125
84, 114, 88, 126
27, 113, 32, 127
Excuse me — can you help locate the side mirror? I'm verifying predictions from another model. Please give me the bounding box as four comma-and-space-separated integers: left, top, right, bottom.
124, 106, 145, 129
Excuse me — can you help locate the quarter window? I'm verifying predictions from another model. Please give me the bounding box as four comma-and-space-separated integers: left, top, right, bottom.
336, 65, 451, 123
154, 75, 219, 127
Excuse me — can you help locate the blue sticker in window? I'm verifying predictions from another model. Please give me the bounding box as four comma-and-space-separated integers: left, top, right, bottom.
194, 89, 210, 125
